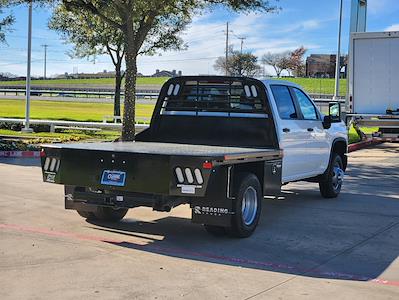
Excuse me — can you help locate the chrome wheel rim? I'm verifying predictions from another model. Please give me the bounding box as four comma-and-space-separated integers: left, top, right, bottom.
332, 161, 344, 191
241, 186, 258, 226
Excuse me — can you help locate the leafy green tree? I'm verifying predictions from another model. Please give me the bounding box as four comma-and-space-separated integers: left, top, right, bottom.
49, 5, 125, 118
62, 0, 279, 141
214, 49, 261, 77
0, 0, 15, 43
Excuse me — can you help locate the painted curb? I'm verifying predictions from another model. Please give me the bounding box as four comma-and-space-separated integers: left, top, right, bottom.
0, 151, 41, 158
348, 140, 382, 153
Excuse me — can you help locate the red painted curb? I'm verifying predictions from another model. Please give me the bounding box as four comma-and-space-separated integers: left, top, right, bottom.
348, 140, 382, 153
0, 151, 40, 158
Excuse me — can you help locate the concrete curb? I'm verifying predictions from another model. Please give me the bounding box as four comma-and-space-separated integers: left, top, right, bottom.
348, 139, 382, 153
0, 151, 41, 158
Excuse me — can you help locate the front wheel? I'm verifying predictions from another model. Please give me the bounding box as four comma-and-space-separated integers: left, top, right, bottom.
319, 153, 344, 198
228, 173, 262, 238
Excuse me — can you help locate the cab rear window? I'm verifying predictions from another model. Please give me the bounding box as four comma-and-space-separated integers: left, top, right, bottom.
270, 85, 298, 120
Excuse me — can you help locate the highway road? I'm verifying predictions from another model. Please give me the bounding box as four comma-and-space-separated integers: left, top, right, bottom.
0, 144, 399, 299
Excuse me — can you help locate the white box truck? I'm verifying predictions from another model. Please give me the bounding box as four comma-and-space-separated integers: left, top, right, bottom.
348, 31, 399, 140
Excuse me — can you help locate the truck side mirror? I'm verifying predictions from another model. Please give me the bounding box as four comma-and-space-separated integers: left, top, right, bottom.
329, 102, 341, 122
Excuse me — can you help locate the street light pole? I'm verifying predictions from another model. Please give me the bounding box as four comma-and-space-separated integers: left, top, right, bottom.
334, 0, 343, 101
22, 0, 33, 133
225, 22, 229, 76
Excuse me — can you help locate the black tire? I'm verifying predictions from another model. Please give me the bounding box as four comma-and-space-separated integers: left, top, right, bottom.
204, 224, 227, 236
228, 173, 262, 238
319, 153, 344, 198
77, 210, 96, 220
94, 207, 129, 222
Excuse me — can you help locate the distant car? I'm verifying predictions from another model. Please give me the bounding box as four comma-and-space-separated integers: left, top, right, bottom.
40, 76, 348, 238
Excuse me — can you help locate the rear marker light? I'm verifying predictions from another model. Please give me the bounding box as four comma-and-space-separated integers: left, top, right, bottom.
184, 168, 194, 184
40, 149, 46, 157
194, 169, 204, 184
55, 160, 61, 172
202, 162, 213, 169
49, 158, 57, 172
44, 157, 51, 171
175, 167, 184, 183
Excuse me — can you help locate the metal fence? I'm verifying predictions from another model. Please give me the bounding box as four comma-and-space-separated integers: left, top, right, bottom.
0, 88, 159, 100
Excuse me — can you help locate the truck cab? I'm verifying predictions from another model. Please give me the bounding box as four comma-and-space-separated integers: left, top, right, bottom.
263, 80, 348, 184
41, 76, 348, 238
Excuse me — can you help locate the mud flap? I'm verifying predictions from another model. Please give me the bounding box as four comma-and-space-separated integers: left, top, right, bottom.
191, 166, 234, 227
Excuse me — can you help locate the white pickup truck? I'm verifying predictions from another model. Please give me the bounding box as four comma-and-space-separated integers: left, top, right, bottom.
41, 76, 348, 237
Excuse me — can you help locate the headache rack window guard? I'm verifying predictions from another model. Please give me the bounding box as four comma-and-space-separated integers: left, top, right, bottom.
159, 79, 268, 118
161, 111, 269, 119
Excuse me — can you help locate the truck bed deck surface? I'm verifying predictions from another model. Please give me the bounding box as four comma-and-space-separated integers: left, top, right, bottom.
44, 141, 282, 161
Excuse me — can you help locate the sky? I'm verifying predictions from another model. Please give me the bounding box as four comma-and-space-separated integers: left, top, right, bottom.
0, 0, 398, 77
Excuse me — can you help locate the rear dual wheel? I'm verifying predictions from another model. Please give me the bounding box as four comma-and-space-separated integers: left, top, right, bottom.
204, 173, 262, 238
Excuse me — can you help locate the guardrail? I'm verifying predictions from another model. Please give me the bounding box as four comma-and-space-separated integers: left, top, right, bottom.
0, 118, 149, 133
0, 88, 159, 100
0, 87, 346, 102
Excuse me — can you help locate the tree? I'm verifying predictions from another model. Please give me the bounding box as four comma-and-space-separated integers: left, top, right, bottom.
0, 1, 15, 43
62, 0, 279, 141
287, 46, 306, 77
49, 5, 125, 118
214, 49, 261, 77
261, 51, 290, 78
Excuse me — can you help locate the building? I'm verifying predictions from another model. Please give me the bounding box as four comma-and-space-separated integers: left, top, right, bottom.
305, 54, 347, 78
152, 69, 182, 77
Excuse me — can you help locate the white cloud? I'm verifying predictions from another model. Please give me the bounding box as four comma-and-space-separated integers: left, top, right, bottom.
385, 24, 399, 32
137, 13, 322, 76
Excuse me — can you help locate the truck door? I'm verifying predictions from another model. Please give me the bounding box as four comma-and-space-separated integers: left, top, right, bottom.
270, 85, 310, 182
291, 87, 330, 175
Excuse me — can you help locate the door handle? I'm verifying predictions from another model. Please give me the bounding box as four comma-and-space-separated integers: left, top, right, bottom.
307, 128, 314, 132
283, 128, 290, 133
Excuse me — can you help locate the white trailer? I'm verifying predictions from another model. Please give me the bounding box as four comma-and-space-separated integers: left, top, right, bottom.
347, 31, 399, 140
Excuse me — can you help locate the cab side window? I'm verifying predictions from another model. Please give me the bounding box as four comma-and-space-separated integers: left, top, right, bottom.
293, 88, 318, 120
270, 85, 297, 120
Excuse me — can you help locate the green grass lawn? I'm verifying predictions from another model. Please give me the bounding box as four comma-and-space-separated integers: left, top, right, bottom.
0, 77, 170, 86
348, 126, 377, 144
0, 77, 345, 95
0, 99, 155, 122
277, 78, 347, 96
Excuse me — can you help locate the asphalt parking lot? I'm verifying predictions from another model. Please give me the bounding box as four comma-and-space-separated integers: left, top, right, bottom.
1, 143, 399, 299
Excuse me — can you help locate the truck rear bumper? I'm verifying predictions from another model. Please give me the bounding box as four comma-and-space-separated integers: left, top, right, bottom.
64, 186, 189, 212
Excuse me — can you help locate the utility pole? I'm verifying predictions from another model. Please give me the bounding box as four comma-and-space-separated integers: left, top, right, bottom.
22, 0, 33, 133
41, 44, 49, 79
237, 37, 246, 54
334, 0, 344, 100
225, 22, 229, 76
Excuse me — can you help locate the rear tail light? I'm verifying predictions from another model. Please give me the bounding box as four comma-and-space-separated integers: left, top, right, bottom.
175, 167, 184, 183
43, 157, 60, 172
184, 168, 194, 184
40, 149, 46, 157
49, 158, 57, 172
174, 167, 205, 185
194, 169, 203, 184
43, 157, 51, 170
